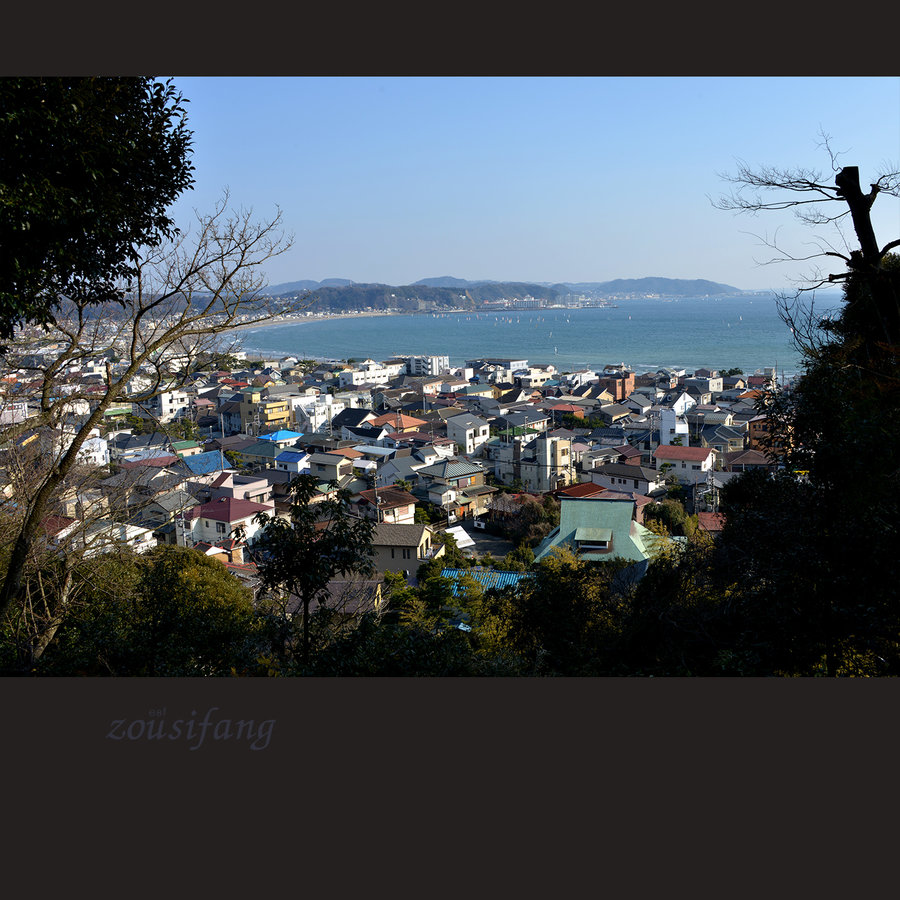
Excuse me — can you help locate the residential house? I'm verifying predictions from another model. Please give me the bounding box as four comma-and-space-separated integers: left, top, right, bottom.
533, 496, 660, 577
494, 433, 573, 493
307, 451, 355, 484
653, 444, 716, 484
171, 440, 203, 458
142, 388, 191, 424
699, 424, 747, 456
256, 429, 304, 449
371, 523, 444, 577
445, 413, 491, 456
274, 449, 311, 476
414, 457, 495, 520
354, 485, 419, 525
180, 449, 233, 478
182, 496, 276, 546
368, 412, 429, 434
724, 448, 776, 472
207, 471, 273, 504
596, 369, 635, 401
52, 517, 157, 558
588, 462, 667, 497
232, 440, 284, 471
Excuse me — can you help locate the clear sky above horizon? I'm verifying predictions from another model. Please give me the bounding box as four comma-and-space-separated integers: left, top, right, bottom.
167, 76, 900, 293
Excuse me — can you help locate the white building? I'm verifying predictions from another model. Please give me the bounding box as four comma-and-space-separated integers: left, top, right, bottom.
142, 389, 191, 423
338, 359, 404, 387
658, 407, 690, 446
182, 496, 277, 546
291, 393, 345, 434
408, 355, 450, 377
446, 413, 491, 456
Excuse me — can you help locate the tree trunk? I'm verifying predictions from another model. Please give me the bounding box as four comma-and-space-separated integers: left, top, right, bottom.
835, 167, 881, 266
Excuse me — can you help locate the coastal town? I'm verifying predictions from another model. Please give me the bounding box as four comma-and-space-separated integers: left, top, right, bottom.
0, 333, 783, 608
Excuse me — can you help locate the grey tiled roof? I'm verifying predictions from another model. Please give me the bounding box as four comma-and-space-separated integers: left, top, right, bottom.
372, 523, 430, 547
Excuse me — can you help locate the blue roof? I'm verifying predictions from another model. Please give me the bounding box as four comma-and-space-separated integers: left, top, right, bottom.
182, 450, 229, 475
440, 567, 530, 596
275, 450, 309, 463
257, 429, 304, 441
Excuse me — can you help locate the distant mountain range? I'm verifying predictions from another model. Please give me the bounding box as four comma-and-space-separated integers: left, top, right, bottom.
259, 276, 748, 312
264, 275, 743, 295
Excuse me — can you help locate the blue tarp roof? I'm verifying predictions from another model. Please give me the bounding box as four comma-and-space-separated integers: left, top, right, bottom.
182, 450, 229, 475
257, 430, 304, 441
440, 567, 530, 596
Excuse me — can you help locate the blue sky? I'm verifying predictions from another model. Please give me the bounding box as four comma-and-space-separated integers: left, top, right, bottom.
167, 76, 900, 292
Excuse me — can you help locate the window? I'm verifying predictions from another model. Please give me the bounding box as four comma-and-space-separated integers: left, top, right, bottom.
692, 464, 700, 470
216, 522, 227, 534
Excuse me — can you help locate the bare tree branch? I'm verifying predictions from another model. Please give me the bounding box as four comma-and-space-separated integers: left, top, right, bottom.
0, 194, 308, 633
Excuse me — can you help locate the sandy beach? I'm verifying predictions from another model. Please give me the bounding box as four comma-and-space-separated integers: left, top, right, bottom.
224, 309, 401, 334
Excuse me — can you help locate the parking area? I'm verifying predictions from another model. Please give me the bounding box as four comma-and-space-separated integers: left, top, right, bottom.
447, 525, 517, 560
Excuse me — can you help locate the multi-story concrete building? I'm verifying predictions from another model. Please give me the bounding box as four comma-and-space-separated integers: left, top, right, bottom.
240, 387, 292, 435
143, 388, 191, 423
407, 355, 450, 377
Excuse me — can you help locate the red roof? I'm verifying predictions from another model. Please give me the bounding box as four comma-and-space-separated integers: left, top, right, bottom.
370, 412, 429, 430
596, 491, 652, 508
42, 514, 77, 536
549, 404, 585, 414
653, 445, 714, 462
555, 482, 608, 498
185, 497, 273, 523
209, 471, 232, 489
698, 512, 726, 533
329, 447, 365, 459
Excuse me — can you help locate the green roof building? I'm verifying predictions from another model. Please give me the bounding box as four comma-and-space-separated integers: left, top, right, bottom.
534, 496, 662, 576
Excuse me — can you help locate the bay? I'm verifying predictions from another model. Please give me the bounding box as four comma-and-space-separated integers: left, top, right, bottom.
232, 294, 840, 379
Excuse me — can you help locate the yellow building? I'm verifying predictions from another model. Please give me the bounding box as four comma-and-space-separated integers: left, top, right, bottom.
239, 388, 292, 436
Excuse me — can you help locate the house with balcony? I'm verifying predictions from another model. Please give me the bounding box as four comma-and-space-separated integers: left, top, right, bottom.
446, 413, 491, 456
307, 451, 355, 484
353, 485, 419, 525
141, 388, 191, 424
240, 387, 292, 435
371, 522, 444, 577
182, 496, 276, 546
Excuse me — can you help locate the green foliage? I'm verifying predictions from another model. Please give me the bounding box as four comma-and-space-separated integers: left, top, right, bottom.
297, 612, 522, 676
471, 546, 632, 675
499, 493, 560, 548
38, 546, 263, 676
241, 474, 375, 664
643, 498, 698, 538
501, 544, 535, 572
0, 77, 194, 341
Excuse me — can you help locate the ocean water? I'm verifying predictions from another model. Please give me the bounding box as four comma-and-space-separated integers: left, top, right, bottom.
232, 294, 839, 379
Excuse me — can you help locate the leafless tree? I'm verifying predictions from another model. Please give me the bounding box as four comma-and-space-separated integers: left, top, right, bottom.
0, 194, 308, 644
712, 134, 900, 359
